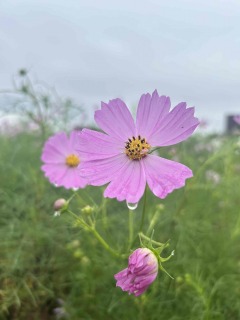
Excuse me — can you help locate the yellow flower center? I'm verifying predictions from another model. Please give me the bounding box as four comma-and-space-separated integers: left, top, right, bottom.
65, 154, 80, 167
125, 135, 151, 160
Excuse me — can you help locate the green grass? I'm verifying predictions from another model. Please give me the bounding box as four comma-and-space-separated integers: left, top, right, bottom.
0, 133, 240, 320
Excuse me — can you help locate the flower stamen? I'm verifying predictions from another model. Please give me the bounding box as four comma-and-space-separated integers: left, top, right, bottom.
125, 136, 151, 160
65, 154, 80, 167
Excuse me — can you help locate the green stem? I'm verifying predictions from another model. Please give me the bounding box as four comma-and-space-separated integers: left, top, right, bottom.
67, 209, 89, 228
67, 210, 122, 258
75, 188, 97, 207
138, 232, 165, 247
101, 197, 108, 229
139, 189, 147, 232
67, 191, 77, 204
128, 209, 134, 251
90, 227, 122, 258
146, 207, 162, 236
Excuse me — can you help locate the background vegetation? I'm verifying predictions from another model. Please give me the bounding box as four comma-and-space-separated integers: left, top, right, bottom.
0, 126, 240, 319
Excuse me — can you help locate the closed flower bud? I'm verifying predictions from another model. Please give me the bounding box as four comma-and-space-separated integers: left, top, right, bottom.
53, 198, 67, 211
114, 248, 158, 296
81, 205, 94, 215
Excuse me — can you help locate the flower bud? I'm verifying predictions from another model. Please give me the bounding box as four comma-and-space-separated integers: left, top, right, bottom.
114, 248, 158, 296
53, 198, 67, 211
81, 205, 94, 215
81, 256, 90, 267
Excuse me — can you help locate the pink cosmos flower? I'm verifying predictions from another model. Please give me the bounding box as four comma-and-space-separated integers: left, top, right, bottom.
114, 248, 158, 296
41, 131, 88, 189
78, 90, 199, 203
233, 115, 240, 125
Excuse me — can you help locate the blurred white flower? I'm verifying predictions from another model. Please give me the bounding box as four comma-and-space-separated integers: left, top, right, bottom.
205, 170, 221, 185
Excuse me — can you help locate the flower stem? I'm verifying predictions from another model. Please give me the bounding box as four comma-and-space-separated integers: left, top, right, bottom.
101, 197, 108, 229
90, 227, 122, 258
139, 189, 147, 232
67, 209, 123, 258
138, 232, 165, 247
67, 209, 89, 228
127, 209, 134, 251
145, 204, 165, 236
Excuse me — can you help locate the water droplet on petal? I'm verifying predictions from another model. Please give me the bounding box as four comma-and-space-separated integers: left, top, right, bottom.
126, 201, 138, 210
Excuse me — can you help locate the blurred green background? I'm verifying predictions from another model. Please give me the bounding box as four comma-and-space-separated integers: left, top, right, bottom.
0, 126, 240, 319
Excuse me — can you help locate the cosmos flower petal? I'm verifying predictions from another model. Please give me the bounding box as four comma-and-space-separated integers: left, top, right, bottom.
134, 273, 158, 286
77, 129, 123, 161
41, 164, 69, 186
129, 247, 148, 269
136, 90, 171, 141
69, 130, 81, 149
41, 144, 66, 163
43, 132, 72, 157
149, 102, 200, 146
41, 132, 72, 163
94, 98, 136, 141
143, 155, 193, 199
79, 154, 129, 186
103, 159, 146, 203
114, 268, 128, 281
57, 167, 87, 189
133, 287, 148, 296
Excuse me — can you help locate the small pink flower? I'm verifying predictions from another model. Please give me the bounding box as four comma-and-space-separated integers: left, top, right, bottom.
41, 131, 88, 189
114, 248, 158, 296
233, 115, 240, 125
78, 90, 199, 203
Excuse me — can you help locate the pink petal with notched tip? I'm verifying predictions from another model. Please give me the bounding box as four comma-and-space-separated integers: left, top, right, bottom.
142, 155, 193, 199
103, 159, 146, 203
148, 102, 199, 147
136, 90, 171, 141
94, 98, 136, 142
42, 163, 68, 184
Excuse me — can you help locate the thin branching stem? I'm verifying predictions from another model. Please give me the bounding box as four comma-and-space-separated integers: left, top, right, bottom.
67, 209, 123, 258
139, 189, 147, 232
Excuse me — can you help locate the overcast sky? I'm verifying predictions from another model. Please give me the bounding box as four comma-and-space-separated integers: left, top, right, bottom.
1, 0, 240, 131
